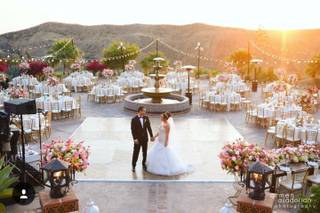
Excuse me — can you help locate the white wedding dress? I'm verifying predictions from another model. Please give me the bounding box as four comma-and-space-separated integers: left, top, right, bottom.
147, 119, 192, 176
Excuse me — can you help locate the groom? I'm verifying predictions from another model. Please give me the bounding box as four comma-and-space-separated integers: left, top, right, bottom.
131, 106, 154, 172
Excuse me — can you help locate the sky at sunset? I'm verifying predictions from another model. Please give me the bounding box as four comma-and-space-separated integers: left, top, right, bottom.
1, 0, 320, 34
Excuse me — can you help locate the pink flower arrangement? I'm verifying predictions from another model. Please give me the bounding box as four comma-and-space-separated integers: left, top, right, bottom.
307, 86, 319, 95
101, 69, 114, 78
47, 76, 59, 87
43, 66, 54, 76
287, 74, 298, 85
70, 62, 81, 71
217, 74, 230, 82
272, 145, 320, 164
8, 87, 29, 98
218, 139, 274, 175
18, 62, 30, 71
42, 138, 90, 172
273, 82, 287, 93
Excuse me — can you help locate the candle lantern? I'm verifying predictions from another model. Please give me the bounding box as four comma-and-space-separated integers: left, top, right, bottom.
245, 161, 273, 200
42, 159, 71, 198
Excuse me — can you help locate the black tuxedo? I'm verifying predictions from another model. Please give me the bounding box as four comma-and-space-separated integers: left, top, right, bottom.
131, 115, 153, 168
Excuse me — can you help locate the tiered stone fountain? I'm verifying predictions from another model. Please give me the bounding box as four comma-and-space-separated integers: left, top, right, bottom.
124, 57, 190, 113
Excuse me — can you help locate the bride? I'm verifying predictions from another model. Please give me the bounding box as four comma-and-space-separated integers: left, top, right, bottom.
147, 112, 192, 176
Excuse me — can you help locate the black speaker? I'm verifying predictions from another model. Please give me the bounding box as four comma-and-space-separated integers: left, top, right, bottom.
0, 111, 10, 136
4, 99, 36, 115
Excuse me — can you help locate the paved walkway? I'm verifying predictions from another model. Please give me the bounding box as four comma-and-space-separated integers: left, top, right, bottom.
9, 82, 306, 212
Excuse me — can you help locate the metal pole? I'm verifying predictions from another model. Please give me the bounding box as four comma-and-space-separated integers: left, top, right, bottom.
247, 41, 250, 80
197, 48, 200, 78
20, 114, 26, 182
156, 39, 159, 57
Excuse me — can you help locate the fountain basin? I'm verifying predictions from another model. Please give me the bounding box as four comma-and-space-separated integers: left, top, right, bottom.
124, 93, 191, 113
141, 87, 174, 103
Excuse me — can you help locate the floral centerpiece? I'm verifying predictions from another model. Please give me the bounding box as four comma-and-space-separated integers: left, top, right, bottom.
18, 62, 30, 72
287, 74, 298, 85
101, 69, 114, 78
273, 82, 287, 93
8, 87, 29, 98
43, 66, 54, 76
298, 94, 314, 113
47, 76, 59, 87
218, 139, 274, 176
308, 86, 319, 95
217, 74, 230, 82
85, 60, 106, 74
272, 145, 320, 164
70, 62, 82, 71
42, 138, 90, 173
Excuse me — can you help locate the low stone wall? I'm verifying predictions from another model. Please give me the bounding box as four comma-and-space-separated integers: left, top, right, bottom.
124, 93, 191, 113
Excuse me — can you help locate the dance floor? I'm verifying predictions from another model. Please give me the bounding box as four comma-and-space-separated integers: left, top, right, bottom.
70, 117, 242, 181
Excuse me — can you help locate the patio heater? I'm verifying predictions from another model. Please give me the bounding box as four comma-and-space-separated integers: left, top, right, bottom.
182, 65, 196, 105
250, 59, 263, 92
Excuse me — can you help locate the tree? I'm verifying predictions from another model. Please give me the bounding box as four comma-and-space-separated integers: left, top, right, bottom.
228, 50, 252, 78
0, 62, 8, 73
28, 61, 48, 78
306, 54, 320, 78
102, 41, 139, 70
86, 60, 106, 73
140, 51, 169, 75
47, 39, 82, 73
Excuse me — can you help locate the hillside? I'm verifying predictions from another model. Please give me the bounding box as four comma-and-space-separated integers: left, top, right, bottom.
1, 22, 320, 70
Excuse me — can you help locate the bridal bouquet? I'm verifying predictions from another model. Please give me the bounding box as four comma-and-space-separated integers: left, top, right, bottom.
42, 138, 90, 172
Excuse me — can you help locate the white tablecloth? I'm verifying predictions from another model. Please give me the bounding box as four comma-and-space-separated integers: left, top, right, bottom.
11, 75, 39, 87
34, 83, 68, 95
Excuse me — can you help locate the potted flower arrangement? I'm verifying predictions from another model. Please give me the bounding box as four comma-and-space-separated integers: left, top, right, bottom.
219, 139, 274, 177
42, 138, 90, 177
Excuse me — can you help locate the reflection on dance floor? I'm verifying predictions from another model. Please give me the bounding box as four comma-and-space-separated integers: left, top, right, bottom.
70, 117, 242, 181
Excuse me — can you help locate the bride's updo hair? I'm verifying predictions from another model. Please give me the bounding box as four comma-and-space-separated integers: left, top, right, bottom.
162, 111, 172, 121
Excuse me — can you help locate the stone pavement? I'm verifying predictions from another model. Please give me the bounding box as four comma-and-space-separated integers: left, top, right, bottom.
8, 83, 305, 212
7, 182, 295, 213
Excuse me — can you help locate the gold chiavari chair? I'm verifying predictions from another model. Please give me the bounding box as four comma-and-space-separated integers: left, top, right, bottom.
62, 100, 74, 118
51, 102, 61, 120
44, 112, 52, 138
279, 168, 309, 195
74, 96, 81, 118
